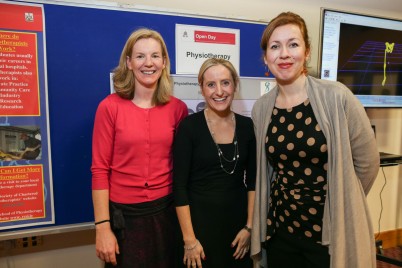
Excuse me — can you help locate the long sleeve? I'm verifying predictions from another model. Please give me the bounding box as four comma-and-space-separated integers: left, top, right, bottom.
173, 116, 193, 206
91, 96, 115, 190
344, 90, 379, 194
243, 116, 256, 191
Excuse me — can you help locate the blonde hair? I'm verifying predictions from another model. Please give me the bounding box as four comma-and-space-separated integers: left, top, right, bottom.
260, 12, 311, 74
112, 28, 172, 105
198, 58, 240, 90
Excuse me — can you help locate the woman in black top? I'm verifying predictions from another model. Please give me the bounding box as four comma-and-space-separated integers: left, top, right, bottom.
173, 58, 256, 268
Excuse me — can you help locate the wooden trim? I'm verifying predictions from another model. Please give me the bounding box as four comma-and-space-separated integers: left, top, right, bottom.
375, 228, 402, 249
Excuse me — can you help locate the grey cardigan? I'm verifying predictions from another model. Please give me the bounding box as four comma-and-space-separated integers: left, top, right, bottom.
251, 75, 380, 268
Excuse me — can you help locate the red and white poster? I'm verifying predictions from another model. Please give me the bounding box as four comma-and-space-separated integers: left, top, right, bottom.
0, 1, 54, 231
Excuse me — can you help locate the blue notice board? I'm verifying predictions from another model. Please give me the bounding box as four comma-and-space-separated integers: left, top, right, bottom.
0, 0, 267, 237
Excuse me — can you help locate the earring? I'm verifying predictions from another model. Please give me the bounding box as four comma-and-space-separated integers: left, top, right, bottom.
264, 65, 270, 77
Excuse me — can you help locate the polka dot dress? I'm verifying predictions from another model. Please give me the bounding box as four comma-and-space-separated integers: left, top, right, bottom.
265, 99, 328, 244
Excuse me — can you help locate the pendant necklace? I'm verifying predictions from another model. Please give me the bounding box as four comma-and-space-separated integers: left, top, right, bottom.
205, 108, 239, 175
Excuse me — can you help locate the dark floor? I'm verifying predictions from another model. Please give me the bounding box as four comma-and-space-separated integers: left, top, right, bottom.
377, 246, 402, 268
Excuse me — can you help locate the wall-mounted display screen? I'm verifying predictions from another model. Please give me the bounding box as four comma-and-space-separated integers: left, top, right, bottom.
318, 8, 402, 107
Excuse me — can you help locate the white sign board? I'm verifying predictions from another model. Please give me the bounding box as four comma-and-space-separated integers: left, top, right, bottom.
175, 24, 240, 75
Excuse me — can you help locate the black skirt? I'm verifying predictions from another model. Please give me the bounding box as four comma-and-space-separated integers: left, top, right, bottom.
106, 194, 176, 268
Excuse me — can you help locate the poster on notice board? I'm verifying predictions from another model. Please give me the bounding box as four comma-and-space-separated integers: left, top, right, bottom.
0, 0, 54, 230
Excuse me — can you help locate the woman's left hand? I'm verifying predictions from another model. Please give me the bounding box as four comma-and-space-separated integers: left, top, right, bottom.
231, 227, 251, 259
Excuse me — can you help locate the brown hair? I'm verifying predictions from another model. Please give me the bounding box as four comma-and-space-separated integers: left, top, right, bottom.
112, 28, 171, 105
260, 12, 311, 73
198, 58, 239, 90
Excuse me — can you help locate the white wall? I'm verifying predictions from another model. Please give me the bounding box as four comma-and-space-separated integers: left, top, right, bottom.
366, 109, 402, 232
0, 245, 102, 268
1, 0, 401, 267
0, 230, 103, 268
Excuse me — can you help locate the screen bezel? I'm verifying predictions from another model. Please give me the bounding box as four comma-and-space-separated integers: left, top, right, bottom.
317, 8, 402, 108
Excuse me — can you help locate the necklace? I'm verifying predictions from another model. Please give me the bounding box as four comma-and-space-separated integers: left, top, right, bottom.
205, 108, 239, 175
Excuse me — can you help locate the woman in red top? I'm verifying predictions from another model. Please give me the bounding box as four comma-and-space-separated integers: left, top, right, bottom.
91, 28, 188, 268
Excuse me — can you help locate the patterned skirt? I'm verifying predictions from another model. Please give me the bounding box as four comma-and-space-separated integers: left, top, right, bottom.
106, 194, 176, 268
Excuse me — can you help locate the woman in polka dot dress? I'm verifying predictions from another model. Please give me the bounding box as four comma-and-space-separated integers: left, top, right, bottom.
250, 12, 380, 268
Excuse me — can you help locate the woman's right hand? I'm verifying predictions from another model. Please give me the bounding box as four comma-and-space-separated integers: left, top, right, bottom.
95, 224, 120, 266
183, 239, 205, 268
